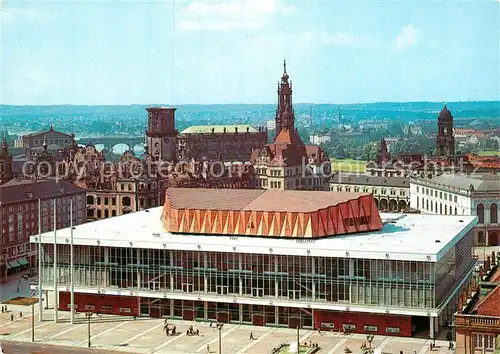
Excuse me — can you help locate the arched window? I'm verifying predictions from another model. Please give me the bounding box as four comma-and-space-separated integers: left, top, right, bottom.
477, 203, 484, 224
444, 205, 447, 215
86, 195, 94, 204
426, 199, 429, 210
491, 203, 498, 224
454, 207, 457, 215
440, 203, 443, 214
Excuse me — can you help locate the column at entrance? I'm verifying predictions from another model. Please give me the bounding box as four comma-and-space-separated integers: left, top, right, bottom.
430, 317, 435, 339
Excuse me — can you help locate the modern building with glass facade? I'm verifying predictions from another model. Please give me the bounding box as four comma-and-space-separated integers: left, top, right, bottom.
32, 190, 477, 339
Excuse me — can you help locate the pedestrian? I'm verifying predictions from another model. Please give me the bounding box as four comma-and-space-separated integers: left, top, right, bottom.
209, 322, 212, 327
400, 351, 404, 354
318, 328, 321, 335
207, 344, 210, 353
1, 307, 3, 313
19, 312, 22, 318
250, 332, 254, 340
10, 314, 13, 321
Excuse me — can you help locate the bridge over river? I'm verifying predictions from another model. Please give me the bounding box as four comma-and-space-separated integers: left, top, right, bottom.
75, 136, 145, 153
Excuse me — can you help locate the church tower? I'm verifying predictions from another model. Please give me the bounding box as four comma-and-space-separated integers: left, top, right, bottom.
376, 138, 390, 165
145, 107, 178, 162
275, 59, 295, 140
0, 136, 13, 184
436, 105, 455, 156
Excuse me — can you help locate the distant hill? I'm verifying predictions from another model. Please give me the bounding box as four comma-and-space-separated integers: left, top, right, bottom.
1, 101, 498, 136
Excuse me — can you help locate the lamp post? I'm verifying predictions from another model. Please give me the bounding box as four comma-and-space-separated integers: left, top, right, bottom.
31, 302, 35, 342
216, 322, 224, 354
85, 312, 93, 347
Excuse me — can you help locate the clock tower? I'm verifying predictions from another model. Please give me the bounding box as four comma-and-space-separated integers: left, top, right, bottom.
145, 107, 178, 162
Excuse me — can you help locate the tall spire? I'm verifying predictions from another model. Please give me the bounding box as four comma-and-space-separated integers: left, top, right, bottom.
281, 58, 289, 82
275, 60, 295, 139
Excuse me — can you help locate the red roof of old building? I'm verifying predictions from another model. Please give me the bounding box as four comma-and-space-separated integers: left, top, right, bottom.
0, 179, 84, 205
474, 285, 500, 317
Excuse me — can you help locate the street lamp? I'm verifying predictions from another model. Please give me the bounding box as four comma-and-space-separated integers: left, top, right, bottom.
216, 322, 224, 354
85, 312, 93, 347
366, 334, 375, 354
31, 302, 35, 342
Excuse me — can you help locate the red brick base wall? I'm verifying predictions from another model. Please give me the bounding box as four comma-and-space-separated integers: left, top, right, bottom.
314, 310, 412, 337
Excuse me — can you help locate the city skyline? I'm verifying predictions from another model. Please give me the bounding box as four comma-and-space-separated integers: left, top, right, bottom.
1, 0, 499, 105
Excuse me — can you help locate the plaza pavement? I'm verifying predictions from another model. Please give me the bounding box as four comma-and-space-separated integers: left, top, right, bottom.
0, 303, 457, 354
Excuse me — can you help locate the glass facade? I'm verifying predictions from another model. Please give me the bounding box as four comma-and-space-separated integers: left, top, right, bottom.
38, 230, 475, 312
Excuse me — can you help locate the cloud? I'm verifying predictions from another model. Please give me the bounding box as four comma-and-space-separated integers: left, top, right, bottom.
176, 0, 295, 32
0, 6, 53, 24
394, 24, 420, 51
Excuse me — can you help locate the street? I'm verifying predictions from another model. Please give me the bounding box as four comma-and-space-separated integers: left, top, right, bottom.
0, 340, 120, 354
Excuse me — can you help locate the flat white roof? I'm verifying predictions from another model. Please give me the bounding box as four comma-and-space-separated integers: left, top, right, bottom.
31, 207, 477, 262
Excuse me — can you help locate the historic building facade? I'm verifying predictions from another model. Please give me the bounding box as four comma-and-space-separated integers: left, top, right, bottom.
410, 174, 500, 247
329, 173, 411, 212
177, 125, 267, 162
251, 60, 330, 191
145, 107, 178, 162
16, 126, 76, 161
455, 255, 500, 353
0, 178, 86, 284
366, 107, 498, 178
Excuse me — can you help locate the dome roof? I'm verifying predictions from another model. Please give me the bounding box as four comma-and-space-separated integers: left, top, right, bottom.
438, 105, 453, 122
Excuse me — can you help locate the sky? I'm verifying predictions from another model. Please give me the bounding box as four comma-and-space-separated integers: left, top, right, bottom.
0, 0, 499, 105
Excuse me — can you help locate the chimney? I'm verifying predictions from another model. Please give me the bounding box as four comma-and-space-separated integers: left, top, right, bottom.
492, 251, 496, 266
486, 256, 491, 271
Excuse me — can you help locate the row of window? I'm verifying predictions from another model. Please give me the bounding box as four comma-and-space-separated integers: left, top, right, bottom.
87, 196, 132, 207
416, 197, 458, 215
332, 185, 406, 196
474, 333, 496, 350
416, 185, 458, 203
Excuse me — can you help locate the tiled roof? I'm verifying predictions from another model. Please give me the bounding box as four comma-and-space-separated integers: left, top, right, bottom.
166, 188, 370, 213
24, 128, 72, 139
417, 174, 500, 192
274, 128, 304, 145
0, 179, 85, 205
330, 173, 410, 188
180, 125, 258, 134
474, 285, 500, 317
